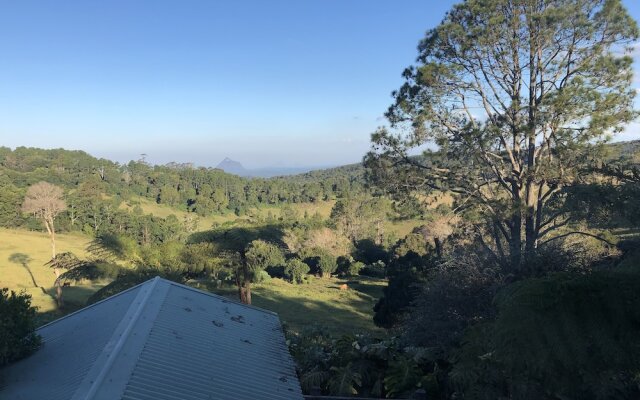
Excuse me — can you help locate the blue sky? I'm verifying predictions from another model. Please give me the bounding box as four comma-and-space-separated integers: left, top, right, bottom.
0, 1, 639, 168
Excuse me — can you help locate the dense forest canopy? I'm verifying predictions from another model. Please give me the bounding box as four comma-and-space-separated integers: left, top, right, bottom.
0, 146, 365, 236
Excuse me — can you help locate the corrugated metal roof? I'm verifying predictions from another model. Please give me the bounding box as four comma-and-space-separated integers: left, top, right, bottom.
0, 277, 303, 400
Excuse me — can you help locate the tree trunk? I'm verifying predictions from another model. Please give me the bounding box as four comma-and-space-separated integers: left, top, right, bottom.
239, 281, 251, 305
54, 268, 63, 307
492, 221, 506, 261
509, 183, 523, 272
44, 217, 56, 259
51, 227, 56, 259
375, 219, 384, 246
46, 218, 64, 307
237, 261, 252, 305
69, 204, 77, 226
524, 20, 539, 267
434, 237, 443, 259
524, 207, 537, 264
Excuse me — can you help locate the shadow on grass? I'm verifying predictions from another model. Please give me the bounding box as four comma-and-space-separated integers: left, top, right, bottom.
8, 253, 48, 295
187, 224, 286, 251
323, 277, 386, 305
342, 278, 386, 299
35, 285, 101, 327
198, 278, 385, 336
253, 291, 383, 336
30, 274, 385, 335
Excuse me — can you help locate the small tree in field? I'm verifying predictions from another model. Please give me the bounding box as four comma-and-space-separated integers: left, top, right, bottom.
284, 258, 310, 284
22, 182, 66, 306
238, 240, 285, 304
318, 252, 338, 278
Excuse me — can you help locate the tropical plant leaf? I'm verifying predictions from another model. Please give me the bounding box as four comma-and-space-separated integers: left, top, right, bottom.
328, 363, 362, 396
384, 356, 421, 398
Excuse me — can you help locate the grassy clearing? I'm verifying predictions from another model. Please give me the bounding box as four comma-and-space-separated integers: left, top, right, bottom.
121, 197, 241, 230
123, 197, 337, 231
0, 228, 102, 321
194, 276, 386, 336
254, 200, 336, 220
386, 219, 425, 238
128, 196, 422, 239
1, 227, 386, 334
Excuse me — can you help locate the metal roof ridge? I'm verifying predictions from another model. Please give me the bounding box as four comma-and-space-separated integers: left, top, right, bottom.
39, 276, 278, 334
160, 277, 280, 316
71, 276, 168, 400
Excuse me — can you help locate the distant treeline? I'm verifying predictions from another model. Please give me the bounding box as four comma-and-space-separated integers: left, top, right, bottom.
0, 146, 365, 236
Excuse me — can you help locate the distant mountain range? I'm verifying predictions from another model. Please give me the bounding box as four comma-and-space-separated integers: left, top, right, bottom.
214, 157, 323, 178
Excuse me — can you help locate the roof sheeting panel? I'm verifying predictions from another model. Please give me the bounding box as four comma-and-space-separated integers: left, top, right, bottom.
121, 284, 301, 400
0, 285, 143, 400
0, 278, 303, 400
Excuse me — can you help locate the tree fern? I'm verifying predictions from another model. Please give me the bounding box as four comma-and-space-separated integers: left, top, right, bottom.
328, 363, 362, 396
384, 356, 422, 398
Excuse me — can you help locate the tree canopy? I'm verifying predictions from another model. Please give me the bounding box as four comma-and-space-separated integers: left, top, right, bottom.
366, 0, 639, 272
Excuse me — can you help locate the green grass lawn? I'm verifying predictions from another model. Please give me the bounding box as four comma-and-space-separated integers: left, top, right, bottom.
126, 196, 338, 229
0, 228, 105, 322
193, 275, 386, 336
129, 196, 423, 239
254, 200, 336, 220
386, 219, 425, 238
121, 197, 241, 230
1, 227, 387, 334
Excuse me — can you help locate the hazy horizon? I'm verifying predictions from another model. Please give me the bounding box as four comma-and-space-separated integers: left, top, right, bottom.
1, 0, 640, 168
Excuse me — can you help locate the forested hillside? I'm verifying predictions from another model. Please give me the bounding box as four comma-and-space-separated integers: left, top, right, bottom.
3, 134, 640, 398
0, 146, 404, 330
0, 148, 363, 225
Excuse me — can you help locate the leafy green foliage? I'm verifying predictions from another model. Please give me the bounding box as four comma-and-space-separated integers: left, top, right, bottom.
0, 176, 24, 227
88, 233, 141, 262
328, 363, 362, 396
45, 251, 84, 272
374, 232, 437, 328
180, 242, 226, 277
451, 270, 640, 399
0, 288, 41, 366
284, 258, 310, 284
360, 260, 386, 278
404, 254, 501, 354
566, 162, 640, 229
384, 357, 423, 398
288, 327, 441, 398
244, 240, 285, 279
0, 146, 364, 235
189, 224, 285, 252
59, 260, 122, 282
366, 0, 639, 272
330, 195, 390, 243
317, 252, 337, 278
353, 238, 389, 265
345, 260, 364, 277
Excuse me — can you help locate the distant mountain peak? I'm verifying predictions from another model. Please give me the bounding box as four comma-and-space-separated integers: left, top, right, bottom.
216, 157, 248, 176
215, 157, 328, 178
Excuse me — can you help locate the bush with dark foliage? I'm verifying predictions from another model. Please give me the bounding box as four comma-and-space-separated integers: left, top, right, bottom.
0, 288, 41, 366
451, 270, 640, 400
